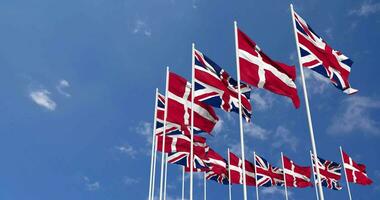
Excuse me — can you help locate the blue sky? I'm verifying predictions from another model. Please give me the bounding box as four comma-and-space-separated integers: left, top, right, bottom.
1, 0, 380, 199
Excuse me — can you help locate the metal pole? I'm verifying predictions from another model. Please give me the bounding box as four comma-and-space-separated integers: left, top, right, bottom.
204, 172, 207, 200
340, 146, 353, 200
182, 166, 185, 200
164, 154, 168, 200
234, 20, 248, 200
159, 67, 170, 200
253, 152, 259, 200
281, 152, 289, 200
190, 43, 195, 200
310, 151, 320, 200
290, 4, 324, 200
149, 88, 159, 200
228, 148, 232, 200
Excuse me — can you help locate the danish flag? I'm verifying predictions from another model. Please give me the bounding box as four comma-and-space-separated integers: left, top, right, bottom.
229, 151, 256, 186
194, 48, 252, 122
341, 149, 373, 185
254, 153, 284, 187
293, 9, 358, 94
156, 134, 207, 154
237, 28, 300, 108
155, 92, 183, 136
282, 155, 312, 188
167, 72, 219, 134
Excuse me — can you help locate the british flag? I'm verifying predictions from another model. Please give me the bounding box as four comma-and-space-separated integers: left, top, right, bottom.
194, 49, 252, 122
254, 153, 284, 187
205, 169, 229, 185
204, 148, 229, 184
167, 72, 219, 134
167, 146, 209, 170
293, 9, 358, 94
311, 154, 343, 190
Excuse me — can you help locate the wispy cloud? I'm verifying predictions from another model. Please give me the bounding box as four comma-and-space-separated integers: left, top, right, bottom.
328, 96, 380, 135
123, 176, 139, 185
115, 144, 137, 158
213, 119, 224, 135
244, 122, 270, 140
261, 187, 291, 199
300, 69, 331, 94
56, 79, 71, 97
132, 19, 152, 37
29, 89, 57, 111
136, 121, 153, 144
83, 176, 100, 191
250, 92, 275, 111
272, 126, 298, 152
350, 1, 380, 16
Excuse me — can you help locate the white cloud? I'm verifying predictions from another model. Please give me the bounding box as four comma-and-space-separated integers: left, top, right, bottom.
261, 187, 291, 199
213, 119, 224, 135
115, 144, 137, 158
244, 122, 270, 140
123, 176, 139, 185
350, 1, 380, 16
132, 19, 152, 37
136, 121, 153, 144
300, 69, 330, 94
56, 79, 71, 97
324, 28, 333, 39
272, 126, 298, 152
328, 96, 380, 135
250, 92, 275, 111
83, 176, 100, 191
29, 89, 57, 111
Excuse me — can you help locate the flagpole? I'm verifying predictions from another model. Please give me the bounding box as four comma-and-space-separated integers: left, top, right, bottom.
234, 20, 248, 200
340, 146, 353, 200
148, 88, 159, 200
204, 172, 207, 200
281, 152, 289, 200
159, 67, 170, 200
151, 132, 158, 200
190, 42, 195, 200
310, 151, 320, 200
228, 148, 232, 200
182, 166, 185, 200
290, 4, 325, 200
253, 151, 259, 200
164, 154, 168, 200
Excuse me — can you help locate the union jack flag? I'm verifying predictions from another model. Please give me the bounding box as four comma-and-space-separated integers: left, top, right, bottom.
204, 148, 229, 184
293, 9, 358, 94
205, 169, 229, 185
311, 154, 343, 190
194, 49, 252, 122
254, 153, 284, 187
167, 146, 209, 170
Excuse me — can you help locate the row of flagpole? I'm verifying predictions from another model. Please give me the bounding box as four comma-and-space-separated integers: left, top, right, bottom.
147, 4, 359, 200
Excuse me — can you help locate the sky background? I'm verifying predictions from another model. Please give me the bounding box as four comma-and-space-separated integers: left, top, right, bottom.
1, 0, 380, 199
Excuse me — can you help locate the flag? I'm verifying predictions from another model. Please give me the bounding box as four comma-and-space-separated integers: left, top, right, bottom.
254, 153, 284, 187
341, 149, 373, 185
155, 92, 184, 136
167, 146, 209, 170
167, 72, 219, 134
156, 134, 207, 154
237, 28, 300, 108
194, 48, 252, 122
229, 151, 256, 186
204, 148, 229, 184
311, 154, 343, 190
282, 155, 312, 188
293, 9, 358, 94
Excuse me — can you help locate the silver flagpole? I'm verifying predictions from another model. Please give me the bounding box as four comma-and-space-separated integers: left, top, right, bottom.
310, 151, 320, 200
290, 4, 325, 200
164, 154, 168, 200
234, 20, 248, 200
152, 131, 159, 200
190, 43, 195, 200
228, 148, 232, 200
182, 166, 185, 200
340, 146, 353, 200
281, 152, 289, 200
253, 152, 259, 200
149, 89, 159, 200
159, 67, 170, 200
204, 172, 207, 200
